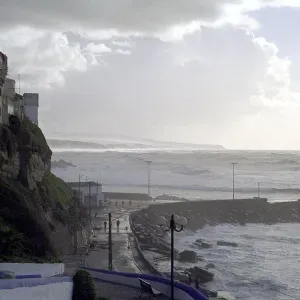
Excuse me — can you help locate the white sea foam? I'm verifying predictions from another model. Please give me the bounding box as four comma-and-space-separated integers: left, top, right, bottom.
52, 150, 300, 299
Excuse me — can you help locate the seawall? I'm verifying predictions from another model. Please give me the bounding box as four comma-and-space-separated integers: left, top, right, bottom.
144, 198, 300, 228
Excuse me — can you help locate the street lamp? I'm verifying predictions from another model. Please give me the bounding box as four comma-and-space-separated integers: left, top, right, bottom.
134, 157, 152, 199
156, 214, 187, 300
230, 162, 237, 200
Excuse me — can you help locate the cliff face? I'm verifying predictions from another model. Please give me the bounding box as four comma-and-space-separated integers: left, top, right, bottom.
0, 116, 87, 262
0, 116, 51, 190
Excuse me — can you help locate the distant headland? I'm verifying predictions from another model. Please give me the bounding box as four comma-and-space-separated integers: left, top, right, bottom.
47, 138, 226, 151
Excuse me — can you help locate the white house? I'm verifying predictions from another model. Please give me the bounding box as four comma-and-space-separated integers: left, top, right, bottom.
68, 181, 104, 207
2, 78, 15, 124
13, 93, 24, 118
23, 93, 39, 125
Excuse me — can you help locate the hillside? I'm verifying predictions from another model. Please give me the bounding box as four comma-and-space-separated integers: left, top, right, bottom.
0, 116, 88, 262
47, 138, 225, 151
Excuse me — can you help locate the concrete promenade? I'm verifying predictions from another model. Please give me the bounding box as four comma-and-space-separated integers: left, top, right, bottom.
87, 201, 152, 299
64, 200, 229, 299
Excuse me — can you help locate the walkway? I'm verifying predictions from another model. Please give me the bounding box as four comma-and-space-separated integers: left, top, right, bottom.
62, 251, 143, 300
62, 202, 171, 300
88, 207, 140, 273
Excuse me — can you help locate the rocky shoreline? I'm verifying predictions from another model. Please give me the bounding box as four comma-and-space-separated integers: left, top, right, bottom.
130, 198, 300, 299
130, 209, 224, 298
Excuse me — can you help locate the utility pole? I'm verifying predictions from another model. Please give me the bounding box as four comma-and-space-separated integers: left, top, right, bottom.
73, 191, 78, 254
18, 74, 21, 94
231, 163, 237, 200
78, 174, 81, 202
257, 182, 260, 198
88, 181, 91, 220
146, 160, 152, 199
108, 212, 113, 271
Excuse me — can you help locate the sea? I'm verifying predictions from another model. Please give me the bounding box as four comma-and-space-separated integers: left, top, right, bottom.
51, 145, 300, 300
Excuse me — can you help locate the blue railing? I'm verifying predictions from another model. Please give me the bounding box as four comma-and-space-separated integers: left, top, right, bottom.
82, 267, 208, 300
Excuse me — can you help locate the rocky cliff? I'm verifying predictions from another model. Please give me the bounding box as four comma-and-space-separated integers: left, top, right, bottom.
0, 116, 88, 262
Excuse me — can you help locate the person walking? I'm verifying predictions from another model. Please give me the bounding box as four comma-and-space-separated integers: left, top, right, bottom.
195, 276, 200, 290
104, 220, 107, 231
116, 219, 120, 231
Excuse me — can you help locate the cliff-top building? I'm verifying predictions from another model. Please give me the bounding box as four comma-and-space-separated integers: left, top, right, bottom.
23, 93, 39, 126
0, 51, 40, 125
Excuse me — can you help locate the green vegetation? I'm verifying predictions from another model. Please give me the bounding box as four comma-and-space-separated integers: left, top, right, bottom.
21, 118, 52, 160
0, 177, 59, 262
72, 270, 96, 300
0, 117, 88, 262
43, 172, 73, 206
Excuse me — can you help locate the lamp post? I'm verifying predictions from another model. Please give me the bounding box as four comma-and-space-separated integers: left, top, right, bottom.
156, 214, 187, 300
230, 162, 237, 200
146, 160, 152, 199
134, 157, 152, 200
108, 212, 113, 271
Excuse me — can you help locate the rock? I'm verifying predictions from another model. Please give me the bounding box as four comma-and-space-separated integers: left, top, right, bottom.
217, 240, 238, 247
205, 263, 215, 269
51, 159, 76, 169
187, 266, 214, 283
206, 290, 218, 297
195, 239, 213, 249
179, 250, 198, 263
201, 242, 213, 248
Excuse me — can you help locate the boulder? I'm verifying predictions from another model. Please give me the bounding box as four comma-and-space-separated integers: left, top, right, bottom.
187, 266, 214, 283
205, 263, 215, 269
179, 250, 198, 263
217, 240, 238, 247
194, 239, 213, 249
201, 242, 213, 249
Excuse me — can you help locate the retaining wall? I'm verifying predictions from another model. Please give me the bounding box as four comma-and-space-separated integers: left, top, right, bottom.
0, 276, 73, 300
82, 267, 208, 300
0, 263, 64, 278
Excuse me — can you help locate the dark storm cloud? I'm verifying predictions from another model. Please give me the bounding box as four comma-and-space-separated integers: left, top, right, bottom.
0, 0, 243, 32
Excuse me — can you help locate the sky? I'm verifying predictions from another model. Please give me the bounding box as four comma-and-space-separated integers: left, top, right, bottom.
1, 0, 300, 150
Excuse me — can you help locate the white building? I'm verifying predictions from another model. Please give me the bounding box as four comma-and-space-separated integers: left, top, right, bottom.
2, 78, 15, 124
68, 181, 104, 207
23, 93, 39, 125
13, 93, 24, 119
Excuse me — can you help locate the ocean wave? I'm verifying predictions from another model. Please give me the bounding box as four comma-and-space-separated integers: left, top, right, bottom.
240, 234, 300, 244
276, 159, 300, 165
170, 166, 210, 176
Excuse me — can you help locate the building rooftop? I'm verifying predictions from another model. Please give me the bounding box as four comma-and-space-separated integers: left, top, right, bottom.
68, 181, 101, 188
13, 93, 23, 101
104, 192, 150, 200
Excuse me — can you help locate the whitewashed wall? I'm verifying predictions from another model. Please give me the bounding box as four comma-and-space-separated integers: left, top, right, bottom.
0, 263, 64, 278
0, 277, 72, 300
24, 105, 38, 125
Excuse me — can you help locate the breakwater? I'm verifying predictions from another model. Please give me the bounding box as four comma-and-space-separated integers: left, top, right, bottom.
143, 198, 300, 229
